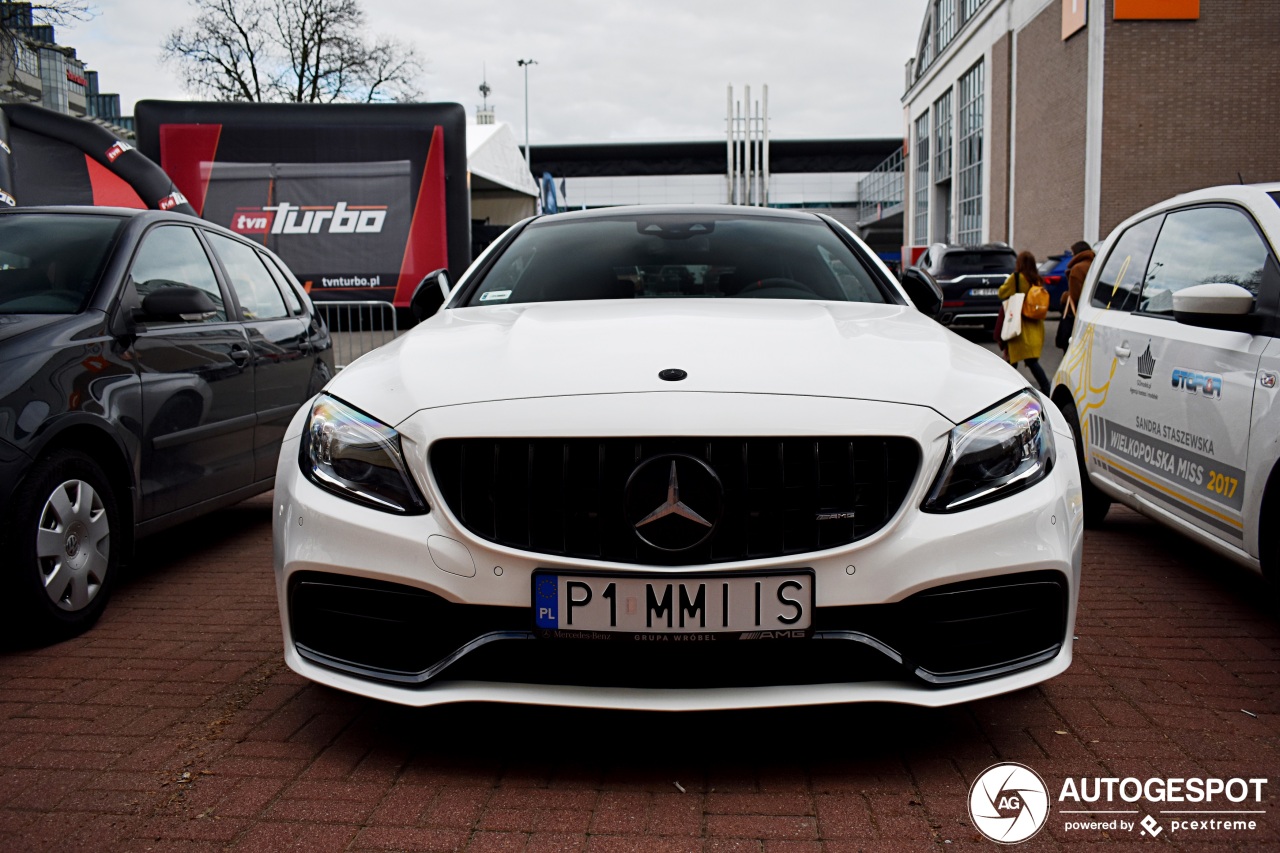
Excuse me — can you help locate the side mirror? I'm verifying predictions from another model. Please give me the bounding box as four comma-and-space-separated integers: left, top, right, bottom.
1172, 282, 1256, 331
899, 268, 943, 318
140, 284, 217, 322
409, 268, 451, 323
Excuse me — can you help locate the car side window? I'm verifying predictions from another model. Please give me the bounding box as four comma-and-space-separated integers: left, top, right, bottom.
1137, 206, 1269, 316
1090, 215, 1162, 312
129, 226, 227, 322
206, 233, 289, 320
262, 253, 317, 315
261, 252, 303, 315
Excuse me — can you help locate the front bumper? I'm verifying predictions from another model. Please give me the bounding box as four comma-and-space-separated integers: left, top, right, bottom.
273, 392, 1084, 710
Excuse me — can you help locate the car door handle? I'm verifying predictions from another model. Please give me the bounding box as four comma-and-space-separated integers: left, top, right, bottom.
1114, 344, 1131, 359
230, 344, 251, 367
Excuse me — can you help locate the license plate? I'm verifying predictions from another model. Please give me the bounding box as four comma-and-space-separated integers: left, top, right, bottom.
532, 571, 813, 639
968, 287, 998, 296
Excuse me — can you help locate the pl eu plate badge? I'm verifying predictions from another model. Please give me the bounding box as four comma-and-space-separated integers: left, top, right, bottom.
535, 575, 559, 630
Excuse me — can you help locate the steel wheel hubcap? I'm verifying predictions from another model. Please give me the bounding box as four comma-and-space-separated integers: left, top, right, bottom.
36, 479, 110, 612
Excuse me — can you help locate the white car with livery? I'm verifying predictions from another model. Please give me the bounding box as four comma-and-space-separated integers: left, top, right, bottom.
1053, 183, 1280, 591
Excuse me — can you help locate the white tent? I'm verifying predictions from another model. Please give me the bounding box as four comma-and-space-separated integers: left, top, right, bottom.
467, 122, 538, 225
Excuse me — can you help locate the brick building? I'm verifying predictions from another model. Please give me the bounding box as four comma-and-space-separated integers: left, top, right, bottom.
902, 0, 1280, 263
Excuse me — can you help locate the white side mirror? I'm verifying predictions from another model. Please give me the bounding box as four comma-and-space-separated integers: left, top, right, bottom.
1172, 282, 1254, 316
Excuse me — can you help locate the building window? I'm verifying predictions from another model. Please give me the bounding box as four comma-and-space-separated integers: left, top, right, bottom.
916, 12, 935, 78
933, 89, 953, 182
960, 0, 986, 25
914, 113, 930, 244
956, 60, 985, 245
935, 0, 956, 54
13, 43, 39, 76
38, 46, 69, 114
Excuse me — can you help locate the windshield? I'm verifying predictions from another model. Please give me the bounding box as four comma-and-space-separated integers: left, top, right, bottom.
0, 214, 124, 314
938, 251, 1016, 277
465, 213, 892, 306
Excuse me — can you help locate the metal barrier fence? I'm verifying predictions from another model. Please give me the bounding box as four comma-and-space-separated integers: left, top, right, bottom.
314, 300, 399, 369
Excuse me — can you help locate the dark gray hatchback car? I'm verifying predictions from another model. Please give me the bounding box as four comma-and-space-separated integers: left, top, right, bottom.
0, 207, 333, 638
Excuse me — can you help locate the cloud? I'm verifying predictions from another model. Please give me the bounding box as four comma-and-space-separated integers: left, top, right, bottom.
62, 0, 921, 141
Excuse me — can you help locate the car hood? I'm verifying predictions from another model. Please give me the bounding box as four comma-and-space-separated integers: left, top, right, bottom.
0, 313, 72, 346
325, 300, 1025, 426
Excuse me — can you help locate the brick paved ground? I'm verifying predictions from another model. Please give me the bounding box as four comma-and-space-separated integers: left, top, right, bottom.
1, 494, 1277, 851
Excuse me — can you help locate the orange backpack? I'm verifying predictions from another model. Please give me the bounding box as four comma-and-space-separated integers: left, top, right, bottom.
1022, 276, 1049, 320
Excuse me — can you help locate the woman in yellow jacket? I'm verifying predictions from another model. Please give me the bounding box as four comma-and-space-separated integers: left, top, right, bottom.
998, 251, 1051, 394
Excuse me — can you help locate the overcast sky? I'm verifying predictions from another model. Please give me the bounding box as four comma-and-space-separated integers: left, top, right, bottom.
63, 0, 925, 143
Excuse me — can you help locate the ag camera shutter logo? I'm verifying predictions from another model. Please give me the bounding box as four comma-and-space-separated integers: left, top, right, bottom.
968, 762, 1050, 844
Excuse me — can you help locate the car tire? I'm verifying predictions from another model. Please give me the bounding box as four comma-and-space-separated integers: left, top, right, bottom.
1261, 470, 1280, 606
1057, 397, 1111, 528
1, 450, 121, 640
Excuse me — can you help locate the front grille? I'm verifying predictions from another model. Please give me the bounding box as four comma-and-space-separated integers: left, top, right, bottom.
430, 437, 919, 565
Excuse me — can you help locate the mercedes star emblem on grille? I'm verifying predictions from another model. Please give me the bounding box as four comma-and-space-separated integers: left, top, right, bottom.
624, 454, 723, 552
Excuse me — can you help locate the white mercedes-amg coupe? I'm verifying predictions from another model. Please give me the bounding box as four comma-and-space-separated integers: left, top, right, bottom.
273, 206, 1083, 710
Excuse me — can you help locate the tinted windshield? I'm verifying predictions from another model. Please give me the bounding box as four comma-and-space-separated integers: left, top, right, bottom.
466, 213, 891, 306
0, 214, 124, 314
938, 251, 1016, 276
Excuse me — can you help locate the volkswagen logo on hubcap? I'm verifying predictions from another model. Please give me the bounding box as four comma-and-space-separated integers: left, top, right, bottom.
623, 454, 723, 551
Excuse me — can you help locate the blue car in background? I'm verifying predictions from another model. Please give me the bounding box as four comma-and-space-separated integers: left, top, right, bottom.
1039, 251, 1072, 313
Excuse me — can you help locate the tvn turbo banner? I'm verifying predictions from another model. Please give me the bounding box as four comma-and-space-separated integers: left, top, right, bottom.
134, 102, 470, 308
201, 160, 413, 292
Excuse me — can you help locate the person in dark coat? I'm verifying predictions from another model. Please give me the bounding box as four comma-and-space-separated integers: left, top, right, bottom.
1063, 240, 1094, 310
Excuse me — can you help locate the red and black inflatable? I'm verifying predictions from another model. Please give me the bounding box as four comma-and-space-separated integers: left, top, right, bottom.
0, 103, 196, 215
134, 101, 470, 308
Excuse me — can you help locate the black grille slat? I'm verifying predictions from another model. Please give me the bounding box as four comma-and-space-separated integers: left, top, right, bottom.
432, 437, 919, 566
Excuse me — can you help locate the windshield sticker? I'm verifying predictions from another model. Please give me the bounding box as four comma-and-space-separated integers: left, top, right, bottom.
479, 290, 512, 303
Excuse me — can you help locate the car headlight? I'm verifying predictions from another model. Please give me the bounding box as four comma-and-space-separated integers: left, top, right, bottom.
300, 394, 428, 514
923, 391, 1054, 513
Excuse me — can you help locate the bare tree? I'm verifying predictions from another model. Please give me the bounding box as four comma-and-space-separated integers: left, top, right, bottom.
164, 0, 272, 101
164, 0, 421, 103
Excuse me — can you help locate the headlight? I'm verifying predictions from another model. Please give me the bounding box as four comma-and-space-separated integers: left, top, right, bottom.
923, 391, 1054, 512
300, 394, 428, 514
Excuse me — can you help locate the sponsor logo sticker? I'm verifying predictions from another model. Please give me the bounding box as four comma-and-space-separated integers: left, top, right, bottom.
157, 191, 189, 211
479, 290, 512, 303
1172, 367, 1223, 399
1137, 342, 1156, 379
105, 140, 134, 162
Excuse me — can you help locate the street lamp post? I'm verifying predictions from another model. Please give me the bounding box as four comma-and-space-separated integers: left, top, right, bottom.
517, 58, 537, 174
